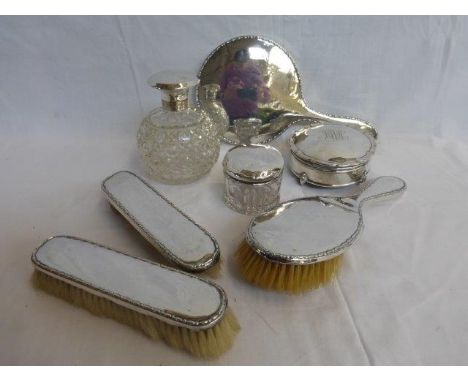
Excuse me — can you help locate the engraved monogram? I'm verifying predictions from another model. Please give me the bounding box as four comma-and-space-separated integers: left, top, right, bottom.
319, 129, 347, 142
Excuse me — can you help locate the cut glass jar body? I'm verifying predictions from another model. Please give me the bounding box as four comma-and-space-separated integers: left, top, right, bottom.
222, 118, 283, 215
224, 174, 282, 215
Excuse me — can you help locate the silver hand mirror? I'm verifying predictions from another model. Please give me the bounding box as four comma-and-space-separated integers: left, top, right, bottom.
247, 176, 406, 264
198, 35, 377, 145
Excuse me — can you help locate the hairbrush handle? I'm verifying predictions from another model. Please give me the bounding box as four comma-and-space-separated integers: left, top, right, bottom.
313, 177, 406, 212
355, 176, 406, 208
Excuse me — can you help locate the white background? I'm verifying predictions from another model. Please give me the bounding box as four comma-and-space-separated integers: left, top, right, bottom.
1, 16, 467, 365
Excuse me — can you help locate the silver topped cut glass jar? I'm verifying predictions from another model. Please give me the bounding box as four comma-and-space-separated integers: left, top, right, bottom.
289, 123, 376, 187
137, 71, 220, 184
223, 118, 284, 215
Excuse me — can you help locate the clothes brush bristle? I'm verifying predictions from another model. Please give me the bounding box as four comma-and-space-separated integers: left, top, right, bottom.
32, 270, 239, 359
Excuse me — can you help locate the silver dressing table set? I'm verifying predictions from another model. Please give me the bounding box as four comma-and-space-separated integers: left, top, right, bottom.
121, 34, 404, 292
31, 35, 407, 358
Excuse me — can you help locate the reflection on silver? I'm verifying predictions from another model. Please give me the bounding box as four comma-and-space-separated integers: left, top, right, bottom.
202, 84, 230, 138
233, 118, 263, 145
289, 123, 376, 187
31, 236, 227, 330
102, 171, 220, 272
198, 35, 377, 145
246, 176, 406, 265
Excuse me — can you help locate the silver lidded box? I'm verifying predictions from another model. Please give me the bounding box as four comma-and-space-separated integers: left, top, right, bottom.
223, 118, 284, 215
289, 123, 376, 187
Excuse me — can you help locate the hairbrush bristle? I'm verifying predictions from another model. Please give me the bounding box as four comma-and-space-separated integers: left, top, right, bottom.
236, 240, 343, 294
33, 270, 239, 358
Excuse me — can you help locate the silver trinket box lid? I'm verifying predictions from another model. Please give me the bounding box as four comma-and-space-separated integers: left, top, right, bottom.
290, 123, 376, 170
223, 144, 284, 183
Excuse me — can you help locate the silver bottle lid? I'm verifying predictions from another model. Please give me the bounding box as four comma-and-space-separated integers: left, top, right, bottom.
147, 70, 199, 111
223, 144, 284, 183
203, 83, 221, 101
289, 123, 376, 170
147, 70, 199, 91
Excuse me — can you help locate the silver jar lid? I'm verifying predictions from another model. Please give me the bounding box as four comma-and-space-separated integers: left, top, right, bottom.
289, 123, 376, 170
223, 144, 284, 183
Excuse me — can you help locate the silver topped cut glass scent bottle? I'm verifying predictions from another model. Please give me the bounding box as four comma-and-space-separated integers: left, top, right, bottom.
223, 118, 284, 215
202, 84, 229, 138
137, 71, 220, 184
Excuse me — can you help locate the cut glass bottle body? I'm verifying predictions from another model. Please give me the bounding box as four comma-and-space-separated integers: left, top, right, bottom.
202, 84, 229, 138
137, 71, 220, 185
